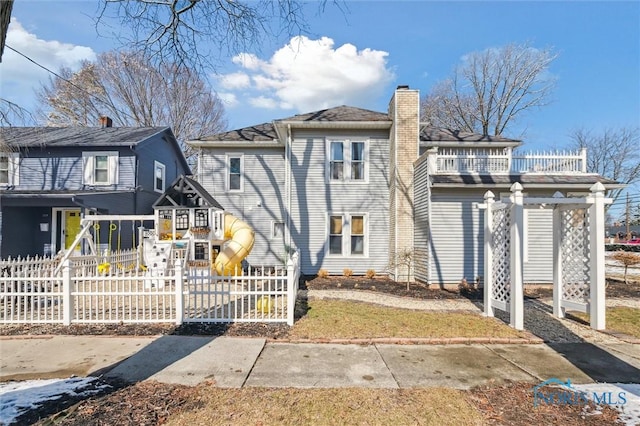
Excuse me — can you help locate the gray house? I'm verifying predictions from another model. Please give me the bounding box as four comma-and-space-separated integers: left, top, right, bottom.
0, 124, 190, 258
191, 86, 619, 284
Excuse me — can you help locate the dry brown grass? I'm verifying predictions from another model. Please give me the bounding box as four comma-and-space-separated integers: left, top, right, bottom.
290, 299, 526, 340
570, 307, 640, 338
167, 386, 483, 426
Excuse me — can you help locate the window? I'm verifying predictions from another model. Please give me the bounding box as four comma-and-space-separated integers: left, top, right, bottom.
329, 215, 343, 255
83, 152, 118, 185
327, 139, 367, 182
0, 153, 19, 186
272, 222, 285, 239
154, 161, 166, 193
327, 213, 368, 257
351, 142, 365, 180
227, 154, 243, 191
330, 142, 344, 180
350, 215, 365, 255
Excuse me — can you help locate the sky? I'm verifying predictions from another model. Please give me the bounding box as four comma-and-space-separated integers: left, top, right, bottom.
1, 0, 638, 150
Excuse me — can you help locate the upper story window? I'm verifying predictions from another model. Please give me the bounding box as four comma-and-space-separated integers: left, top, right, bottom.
154, 161, 166, 193
83, 151, 118, 186
0, 153, 19, 186
327, 139, 368, 182
227, 153, 243, 192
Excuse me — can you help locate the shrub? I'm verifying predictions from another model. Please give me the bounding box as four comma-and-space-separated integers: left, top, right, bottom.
365, 269, 376, 279
611, 250, 640, 284
343, 268, 353, 277
317, 269, 329, 279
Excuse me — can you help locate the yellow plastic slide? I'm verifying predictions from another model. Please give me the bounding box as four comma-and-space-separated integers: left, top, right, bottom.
214, 213, 255, 275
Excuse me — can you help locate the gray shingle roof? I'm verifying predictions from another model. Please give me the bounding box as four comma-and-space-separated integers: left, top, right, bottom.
0, 126, 170, 148
420, 127, 520, 143
195, 106, 391, 142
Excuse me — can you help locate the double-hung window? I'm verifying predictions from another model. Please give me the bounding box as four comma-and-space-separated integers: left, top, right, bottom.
227, 154, 243, 192
0, 153, 19, 186
154, 161, 166, 193
327, 139, 367, 182
327, 213, 368, 256
82, 151, 118, 186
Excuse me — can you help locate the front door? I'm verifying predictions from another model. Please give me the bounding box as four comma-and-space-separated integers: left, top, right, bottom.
64, 210, 82, 253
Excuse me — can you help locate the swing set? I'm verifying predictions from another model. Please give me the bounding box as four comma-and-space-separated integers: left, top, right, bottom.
56, 214, 155, 275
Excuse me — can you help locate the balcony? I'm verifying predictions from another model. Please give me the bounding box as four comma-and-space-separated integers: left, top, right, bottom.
430, 147, 588, 174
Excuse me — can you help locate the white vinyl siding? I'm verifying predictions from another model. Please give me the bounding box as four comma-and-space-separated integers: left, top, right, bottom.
82, 151, 118, 185
326, 138, 368, 183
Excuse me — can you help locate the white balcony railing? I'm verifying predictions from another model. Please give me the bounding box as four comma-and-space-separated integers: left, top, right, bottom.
432, 148, 587, 174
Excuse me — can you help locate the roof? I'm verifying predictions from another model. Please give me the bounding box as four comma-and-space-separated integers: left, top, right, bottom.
193, 105, 391, 143
153, 175, 224, 210
420, 127, 521, 143
0, 126, 171, 148
430, 174, 621, 188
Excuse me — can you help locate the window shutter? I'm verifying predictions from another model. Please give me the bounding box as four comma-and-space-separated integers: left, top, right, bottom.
108, 154, 119, 185
82, 154, 94, 185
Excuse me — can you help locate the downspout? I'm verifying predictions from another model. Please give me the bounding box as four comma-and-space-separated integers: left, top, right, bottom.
130, 145, 138, 214
393, 95, 398, 280
286, 124, 292, 256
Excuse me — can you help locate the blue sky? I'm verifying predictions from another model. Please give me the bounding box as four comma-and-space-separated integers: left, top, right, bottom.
1, 0, 639, 153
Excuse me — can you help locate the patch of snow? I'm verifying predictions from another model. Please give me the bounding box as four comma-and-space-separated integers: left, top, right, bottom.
0, 377, 111, 425
573, 383, 640, 426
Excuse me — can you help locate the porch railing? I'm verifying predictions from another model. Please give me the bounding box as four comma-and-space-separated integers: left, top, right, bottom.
432, 148, 587, 174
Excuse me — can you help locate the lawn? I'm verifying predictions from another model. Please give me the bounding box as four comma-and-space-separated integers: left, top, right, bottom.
289, 299, 527, 340
569, 307, 640, 338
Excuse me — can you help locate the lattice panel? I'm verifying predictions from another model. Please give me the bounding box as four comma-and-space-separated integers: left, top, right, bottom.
491, 207, 511, 304
561, 208, 590, 303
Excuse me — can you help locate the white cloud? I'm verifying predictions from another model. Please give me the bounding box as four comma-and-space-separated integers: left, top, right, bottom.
0, 18, 96, 108
218, 36, 395, 114
218, 92, 239, 108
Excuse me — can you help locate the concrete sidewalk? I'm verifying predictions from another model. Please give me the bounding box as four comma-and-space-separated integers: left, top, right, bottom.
1, 335, 639, 389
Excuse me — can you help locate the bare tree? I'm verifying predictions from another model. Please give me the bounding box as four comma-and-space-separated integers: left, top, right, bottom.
570, 127, 640, 208
0, 0, 13, 62
36, 50, 227, 165
95, 0, 346, 71
421, 42, 558, 136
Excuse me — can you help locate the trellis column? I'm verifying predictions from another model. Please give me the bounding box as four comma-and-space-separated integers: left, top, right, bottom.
509, 183, 524, 330
552, 191, 565, 318
588, 182, 606, 330
483, 190, 495, 318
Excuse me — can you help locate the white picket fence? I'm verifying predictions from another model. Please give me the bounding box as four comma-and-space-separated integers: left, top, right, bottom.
0, 250, 300, 326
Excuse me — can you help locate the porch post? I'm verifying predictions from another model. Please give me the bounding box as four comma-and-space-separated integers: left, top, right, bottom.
62, 259, 72, 326
589, 182, 606, 330
483, 190, 495, 318
175, 263, 184, 325
552, 192, 565, 318
287, 256, 296, 326
509, 183, 524, 330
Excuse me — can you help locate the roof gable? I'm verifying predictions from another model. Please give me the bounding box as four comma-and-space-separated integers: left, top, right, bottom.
153, 175, 223, 210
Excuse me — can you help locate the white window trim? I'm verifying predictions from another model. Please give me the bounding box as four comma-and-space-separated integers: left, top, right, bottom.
0, 153, 19, 186
271, 221, 285, 240
226, 153, 244, 192
326, 212, 369, 258
325, 138, 369, 183
82, 151, 119, 186
154, 161, 166, 193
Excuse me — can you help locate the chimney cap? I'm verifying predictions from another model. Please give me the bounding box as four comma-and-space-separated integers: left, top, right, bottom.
397, 85, 410, 90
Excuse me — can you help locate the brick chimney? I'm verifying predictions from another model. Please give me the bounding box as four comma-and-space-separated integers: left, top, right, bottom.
388, 85, 420, 280
99, 116, 113, 128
